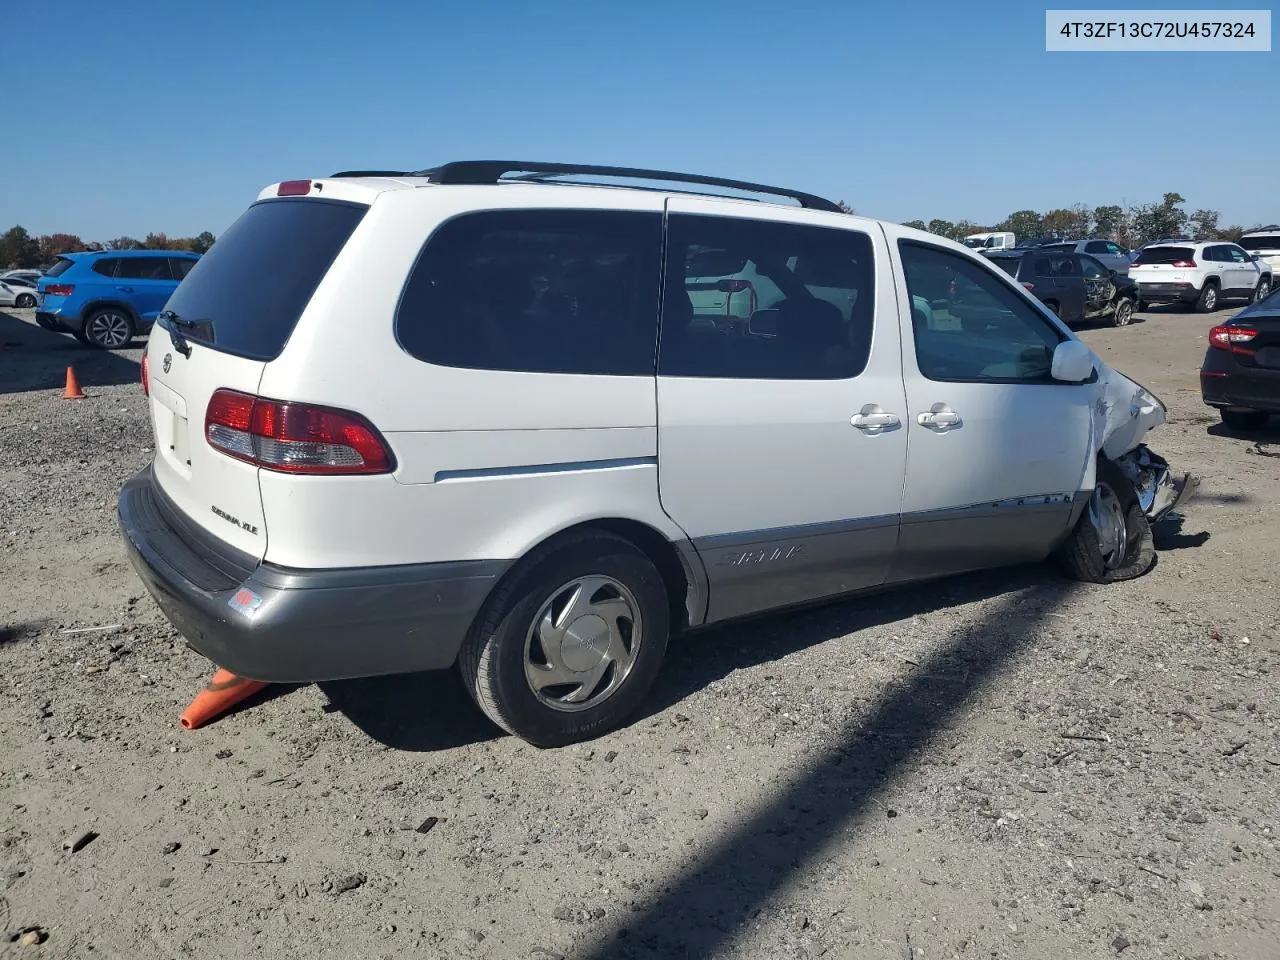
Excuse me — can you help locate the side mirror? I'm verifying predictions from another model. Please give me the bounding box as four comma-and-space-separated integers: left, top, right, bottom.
1051, 339, 1095, 383
1251, 253, 1260, 262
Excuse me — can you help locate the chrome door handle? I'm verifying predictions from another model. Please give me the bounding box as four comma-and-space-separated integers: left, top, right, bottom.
917, 404, 961, 429
850, 405, 901, 432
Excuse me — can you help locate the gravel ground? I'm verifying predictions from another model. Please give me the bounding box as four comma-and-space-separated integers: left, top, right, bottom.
1, 304, 1278, 960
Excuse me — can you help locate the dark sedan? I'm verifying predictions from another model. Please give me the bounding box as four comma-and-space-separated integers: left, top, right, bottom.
1200, 287, 1280, 429
987, 249, 1138, 327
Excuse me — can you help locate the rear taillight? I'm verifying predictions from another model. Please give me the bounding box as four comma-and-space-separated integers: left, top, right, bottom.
276, 180, 312, 196
141, 355, 149, 396
205, 389, 394, 475
1171, 259, 1196, 268
44, 284, 74, 296
1208, 324, 1258, 354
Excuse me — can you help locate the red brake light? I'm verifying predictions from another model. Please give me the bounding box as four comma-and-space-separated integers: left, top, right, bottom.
205, 389, 394, 475
140, 355, 149, 396
1208, 324, 1259, 354
45, 284, 74, 296
276, 180, 312, 197
1170, 259, 1196, 268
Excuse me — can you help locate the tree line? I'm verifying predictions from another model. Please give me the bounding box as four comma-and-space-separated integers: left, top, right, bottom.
898, 192, 1265, 247
0, 225, 217, 269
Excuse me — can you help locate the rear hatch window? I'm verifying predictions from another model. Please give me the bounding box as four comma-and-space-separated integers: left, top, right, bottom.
161, 198, 367, 361
1241, 234, 1280, 252
1132, 246, 1194, 265
44, 258, 75, 278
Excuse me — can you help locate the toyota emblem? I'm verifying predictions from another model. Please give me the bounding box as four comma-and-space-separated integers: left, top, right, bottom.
162, 353, 172, 374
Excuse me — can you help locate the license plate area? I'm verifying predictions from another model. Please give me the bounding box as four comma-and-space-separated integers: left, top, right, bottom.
150, 381, 192, 476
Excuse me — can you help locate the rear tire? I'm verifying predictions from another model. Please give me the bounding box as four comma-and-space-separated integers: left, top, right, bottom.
1110, 297, 1134, 327
15, 293, 36, 308
1195, 282, 1219, 313
1057, 459, 1155, 584
457, 534, 670, 747
83, 307, 134, 349
1254, 278, 1272, 303
1220, 408, 1269, 430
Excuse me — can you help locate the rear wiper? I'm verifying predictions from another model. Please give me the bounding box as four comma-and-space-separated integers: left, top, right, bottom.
158, 309, 193, 358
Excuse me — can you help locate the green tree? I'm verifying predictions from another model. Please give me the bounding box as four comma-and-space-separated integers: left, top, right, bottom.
191, 231, 216, 254
998, 210, 1044, 242
0, 225, 41, 268
1093, 205, 1125, 240
1219, 224, 1248, 244
1041, 209, 1078, 238
144, 232, 171, 250
901, 219, 927, 231
927, 218, 956, 239
1189, 209, 1220, 241
107, 236, 142, 250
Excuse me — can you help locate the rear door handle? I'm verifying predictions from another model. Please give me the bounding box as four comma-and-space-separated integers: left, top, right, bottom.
850, 405, 901, 432
917, 404, 961, 429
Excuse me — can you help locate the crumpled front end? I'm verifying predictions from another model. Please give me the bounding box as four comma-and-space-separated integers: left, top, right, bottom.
1092, 360, 1199, 521
1113, 444, 1200, 523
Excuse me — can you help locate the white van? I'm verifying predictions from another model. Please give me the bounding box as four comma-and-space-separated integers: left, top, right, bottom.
118, 161, 1193, 746
963, 232, 1016, 253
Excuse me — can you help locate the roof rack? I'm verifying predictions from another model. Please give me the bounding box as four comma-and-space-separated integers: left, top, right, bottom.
333, 161, 841, 212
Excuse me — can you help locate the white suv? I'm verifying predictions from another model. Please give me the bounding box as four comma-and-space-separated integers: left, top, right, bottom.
1130, 240, 1272, 312
118, 161, 1194, 746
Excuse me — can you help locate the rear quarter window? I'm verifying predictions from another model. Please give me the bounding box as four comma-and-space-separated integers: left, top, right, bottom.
396, 209, 663, 376
161, 199, 367, 361
989, 257, 1021, 278
45, 258, 75, 278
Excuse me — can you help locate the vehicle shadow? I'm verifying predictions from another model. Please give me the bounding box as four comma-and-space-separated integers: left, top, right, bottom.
1207, 419, 1280, 444
325, 564, 1061, 755
0, 310, 141, 394
1153, 514, 1210, 551
577, 574, 1079, 959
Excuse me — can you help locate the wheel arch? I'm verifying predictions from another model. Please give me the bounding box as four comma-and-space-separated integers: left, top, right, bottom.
473, 518, 708, 641
80, 299, 142, 329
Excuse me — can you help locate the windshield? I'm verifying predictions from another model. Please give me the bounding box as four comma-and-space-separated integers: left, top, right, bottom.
161, 198, 367, 361
1240, 234, 1280, 252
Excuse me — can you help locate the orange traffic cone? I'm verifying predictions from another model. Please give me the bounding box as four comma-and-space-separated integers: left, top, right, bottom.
64, 366, 84, 399
179, 668, 269, 730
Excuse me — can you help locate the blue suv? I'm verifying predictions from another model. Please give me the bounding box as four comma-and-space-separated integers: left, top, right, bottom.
36, 250, 200, 349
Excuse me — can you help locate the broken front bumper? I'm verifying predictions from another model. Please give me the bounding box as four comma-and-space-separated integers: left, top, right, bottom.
1116, 445, 1199, 523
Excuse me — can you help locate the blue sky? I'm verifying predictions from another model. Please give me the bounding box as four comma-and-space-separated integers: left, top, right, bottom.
6, 0, 1277, 239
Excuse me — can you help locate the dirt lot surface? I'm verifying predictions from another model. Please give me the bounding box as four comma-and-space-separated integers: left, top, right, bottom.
2, 304, 1278, 960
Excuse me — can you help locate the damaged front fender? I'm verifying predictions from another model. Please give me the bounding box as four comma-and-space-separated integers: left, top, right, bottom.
1092, 361, 1199, 521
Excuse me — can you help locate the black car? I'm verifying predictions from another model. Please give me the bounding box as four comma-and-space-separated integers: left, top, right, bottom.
986, 249, 1137, 327
1200, 286, 1280, 429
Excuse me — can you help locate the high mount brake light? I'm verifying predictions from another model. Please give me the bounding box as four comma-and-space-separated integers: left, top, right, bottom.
204, 389, 394, 475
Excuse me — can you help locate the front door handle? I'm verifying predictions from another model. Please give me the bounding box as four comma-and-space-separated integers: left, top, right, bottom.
917, 403, 962, 429
850, 405, 901, 432
116, 286, 134, 293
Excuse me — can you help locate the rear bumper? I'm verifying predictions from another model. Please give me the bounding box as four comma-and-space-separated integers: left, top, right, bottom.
1200, 352, 1280, 412
117, 465, 508, 682
36, 309, 81, 332
1136, 282, 1198, 304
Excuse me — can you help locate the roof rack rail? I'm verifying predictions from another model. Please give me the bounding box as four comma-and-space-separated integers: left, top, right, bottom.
403, 160, 842, 212
329, 170, 413, 178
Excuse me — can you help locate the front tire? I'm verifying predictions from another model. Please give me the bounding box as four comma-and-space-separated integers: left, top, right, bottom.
83, 307, 134, 349
1110, 297, 1134, 327
458, 534, 670, 747
1220, 408, 1269, 430
15, 293, 36, 308
1057, 460, 1155, 584
1195, 282, 1219, 313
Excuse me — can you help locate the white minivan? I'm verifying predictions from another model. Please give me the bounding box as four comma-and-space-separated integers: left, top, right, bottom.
119, 162, 1194, 746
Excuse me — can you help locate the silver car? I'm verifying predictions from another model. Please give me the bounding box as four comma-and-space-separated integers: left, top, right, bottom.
1041, 239, 1132, 275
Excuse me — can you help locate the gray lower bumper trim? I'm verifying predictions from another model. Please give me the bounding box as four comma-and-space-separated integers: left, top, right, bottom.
118, 466, 508, 683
